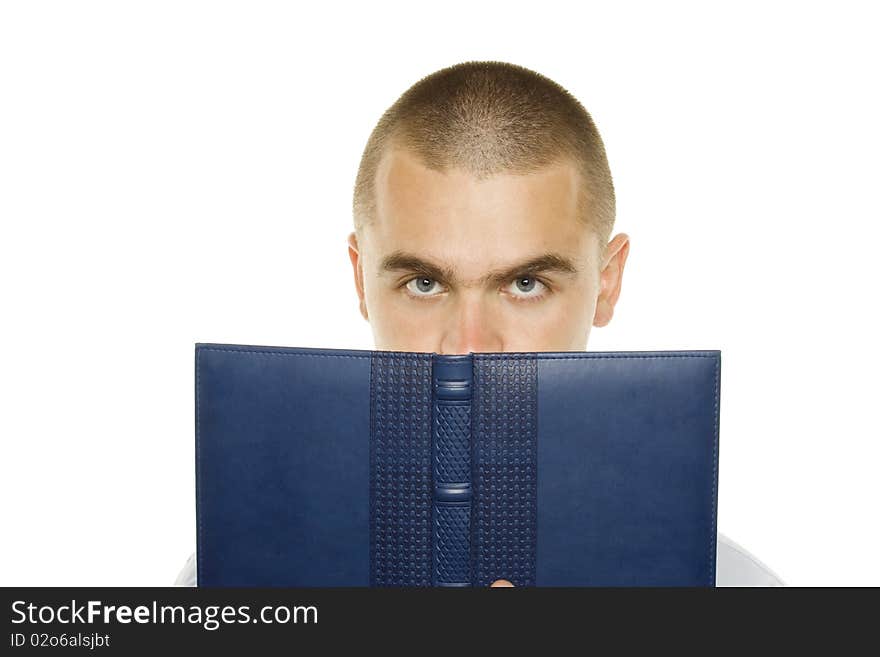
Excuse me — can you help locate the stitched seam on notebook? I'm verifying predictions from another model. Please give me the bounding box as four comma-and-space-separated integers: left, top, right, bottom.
195, 346, 202, 586
530, 354, 538, 586
197, 347, 434, 360
368, 354, 376, 586
197, 348, 371, 358
197, 348, 713, 361
469, 364, 477, 586
711, 354, 720, 585
501, 354, 716, 360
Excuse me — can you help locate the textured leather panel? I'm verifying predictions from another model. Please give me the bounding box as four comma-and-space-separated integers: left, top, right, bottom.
434, 504, 470, 585
196, 344, 372, 586
472, 355, 538, 587
535, 352, 720, 586
370, 352, 433, 586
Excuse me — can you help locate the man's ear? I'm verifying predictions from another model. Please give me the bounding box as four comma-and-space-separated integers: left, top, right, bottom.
593, 233, 630, 328
347, 231, 369, 322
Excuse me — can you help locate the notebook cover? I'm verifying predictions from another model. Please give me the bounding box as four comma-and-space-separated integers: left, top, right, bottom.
195, 343, 720, 587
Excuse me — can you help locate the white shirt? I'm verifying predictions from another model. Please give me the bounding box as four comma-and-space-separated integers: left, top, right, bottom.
173, 532, 785, 586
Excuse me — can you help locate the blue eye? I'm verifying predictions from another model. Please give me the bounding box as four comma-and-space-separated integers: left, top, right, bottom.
507, 276, 547, 301
406, 277, 445, 297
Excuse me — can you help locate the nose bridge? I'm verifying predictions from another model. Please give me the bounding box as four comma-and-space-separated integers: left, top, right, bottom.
439, 290, 502, 355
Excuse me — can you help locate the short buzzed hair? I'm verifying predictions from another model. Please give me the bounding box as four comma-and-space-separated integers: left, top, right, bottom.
352, 60, 616, 251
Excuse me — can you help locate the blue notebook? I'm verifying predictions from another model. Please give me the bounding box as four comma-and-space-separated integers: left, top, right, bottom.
195, 343, 720, 587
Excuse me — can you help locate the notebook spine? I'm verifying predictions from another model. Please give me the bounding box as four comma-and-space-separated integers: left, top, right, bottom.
431, 354, 473, 587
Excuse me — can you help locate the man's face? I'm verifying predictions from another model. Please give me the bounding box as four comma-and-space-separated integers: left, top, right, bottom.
348, 146, 629, 354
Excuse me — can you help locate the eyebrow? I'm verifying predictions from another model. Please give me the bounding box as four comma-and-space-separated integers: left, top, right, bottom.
379, 250, 580, 287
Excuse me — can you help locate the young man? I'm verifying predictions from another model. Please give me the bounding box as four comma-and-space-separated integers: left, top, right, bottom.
176, 61, 784, 587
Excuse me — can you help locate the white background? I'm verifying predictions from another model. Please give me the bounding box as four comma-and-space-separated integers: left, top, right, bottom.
1, 1, 877, 586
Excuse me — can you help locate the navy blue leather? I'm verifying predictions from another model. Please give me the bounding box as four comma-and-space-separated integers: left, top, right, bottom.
196, 345, 372, 586
196, 343, 720, 587
536, 353, 719, 585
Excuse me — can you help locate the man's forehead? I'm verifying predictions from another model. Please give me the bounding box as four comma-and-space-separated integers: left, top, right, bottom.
373, 146, 587, 243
